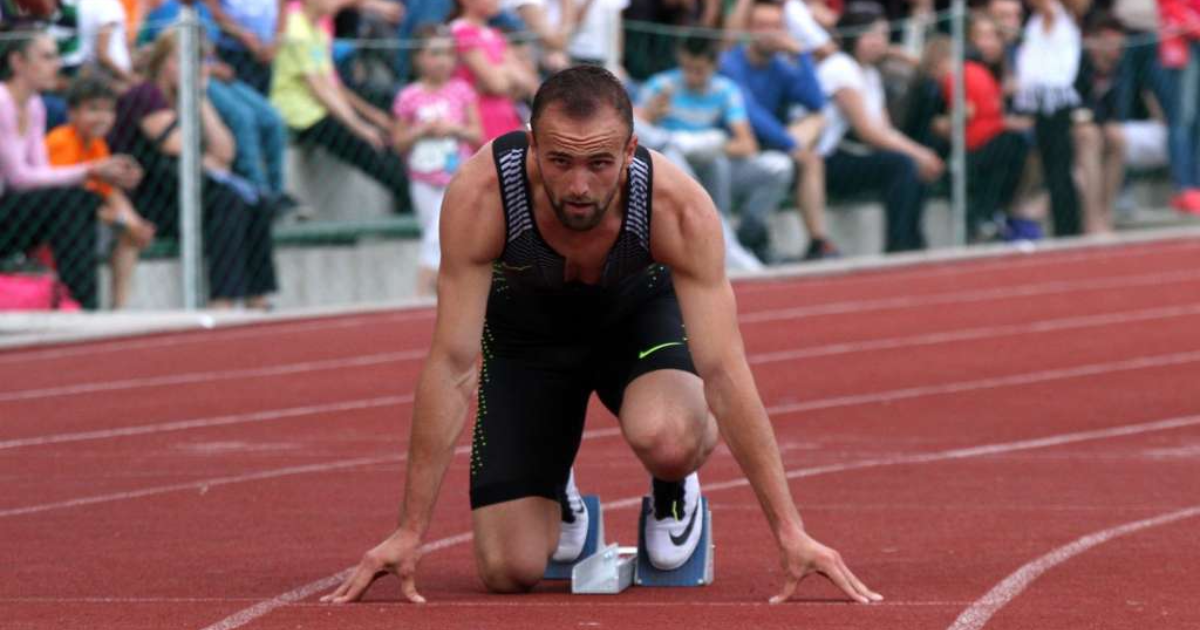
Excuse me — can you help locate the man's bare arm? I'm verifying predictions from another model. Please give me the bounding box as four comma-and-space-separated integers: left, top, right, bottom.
649, 153, 882, 604
323, 147, 504, 604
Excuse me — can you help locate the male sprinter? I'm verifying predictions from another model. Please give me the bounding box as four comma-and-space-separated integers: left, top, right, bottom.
323, 66, 881, 604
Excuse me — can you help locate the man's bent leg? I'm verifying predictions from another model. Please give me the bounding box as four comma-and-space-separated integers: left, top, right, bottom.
618, 369, 718, 481
471, 497, 561, 593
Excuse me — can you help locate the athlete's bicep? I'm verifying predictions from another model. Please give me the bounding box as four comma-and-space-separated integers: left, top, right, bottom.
428, 155, 504, 373
652, 167, 745, 380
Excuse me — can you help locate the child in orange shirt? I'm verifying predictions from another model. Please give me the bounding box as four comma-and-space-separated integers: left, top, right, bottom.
46, 76, 155, 309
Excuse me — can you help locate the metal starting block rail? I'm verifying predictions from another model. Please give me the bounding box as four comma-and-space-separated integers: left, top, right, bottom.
543, 495, 715, 594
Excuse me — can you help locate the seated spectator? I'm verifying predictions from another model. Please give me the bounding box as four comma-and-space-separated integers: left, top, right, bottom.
391, 25, 482, 297
46, 76, 155, 309
203, 0, 285, 95
623, 0, 721, 83
501, 0, 572, 72
636, 35, 794, 266
110, 31, 278, 309
817, 6, 943, 253
142, 1, 295, 213
720, 0, 838, 260
60, 0, 138, 90
0, 28, 141, 311
271, 0, 410, 212
945, 16, 1032, 242
1013, 0, 1085, 238
450, 0, 539, 141
901, 35, 949, 156
1158, 0, 1200, 214
1072, 13, 1168, 233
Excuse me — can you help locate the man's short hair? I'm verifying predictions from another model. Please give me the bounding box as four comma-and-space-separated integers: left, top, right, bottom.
678, 34, 719, 62
1084, 11, 1126, 36
65, 75, 116, 108
530, 65, 633, 140
836, 3, 886, 57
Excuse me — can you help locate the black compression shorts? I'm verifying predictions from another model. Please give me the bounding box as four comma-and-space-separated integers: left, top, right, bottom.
467, 285, 697, 510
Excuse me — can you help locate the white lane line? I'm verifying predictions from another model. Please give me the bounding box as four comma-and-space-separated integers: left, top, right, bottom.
0, 396, 411, 451
0, 352, 424, 403
750, 303, 1200, 364
4, 597, 973, 607
10, 297, 1200, 410
765, 349, 1200, 415
740, 269, 1200, 323
10, 300, 1200, 407
0, 312, 432, 365
947, 505, 1200, 630
2, 247, 1194, 367
8, 343, 1200, 455
736, 238, 1200, 294
0, 429, 626, 518
196, 411, 1200, 630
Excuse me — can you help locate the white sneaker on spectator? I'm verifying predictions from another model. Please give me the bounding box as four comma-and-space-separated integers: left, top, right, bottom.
552, 469, 589, 563
669, 130, 728, 163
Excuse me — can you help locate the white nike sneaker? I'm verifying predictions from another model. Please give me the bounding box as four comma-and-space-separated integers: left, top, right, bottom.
552, 469, 589, 563
643, 472, 703, 571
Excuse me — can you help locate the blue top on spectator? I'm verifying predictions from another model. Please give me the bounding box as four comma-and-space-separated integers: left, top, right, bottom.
719, 45, 825, 152
637, 69, 748, 132
139, 1, 222, 45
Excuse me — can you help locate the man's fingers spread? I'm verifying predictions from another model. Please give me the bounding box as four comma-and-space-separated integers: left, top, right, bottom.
768, 575, 800, 605
841, 561, 883, 602
403, 578, 426, 604
824, 566, 869, 604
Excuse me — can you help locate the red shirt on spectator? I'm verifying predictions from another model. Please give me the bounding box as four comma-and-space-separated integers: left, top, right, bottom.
941, 60, 1006, 151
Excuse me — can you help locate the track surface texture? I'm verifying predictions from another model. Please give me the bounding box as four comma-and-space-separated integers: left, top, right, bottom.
3, 237, 1199, 630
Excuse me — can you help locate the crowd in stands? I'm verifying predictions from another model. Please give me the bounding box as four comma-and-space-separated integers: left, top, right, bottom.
0, 0, 1197, 309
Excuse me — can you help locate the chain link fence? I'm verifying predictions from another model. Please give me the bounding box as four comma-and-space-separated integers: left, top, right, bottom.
1, 0, 1195, 312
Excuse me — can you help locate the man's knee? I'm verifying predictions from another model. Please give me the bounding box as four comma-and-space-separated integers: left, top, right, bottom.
1103, 123, 1126, 153
476, 548, 546, 593
624, 407, 715, 479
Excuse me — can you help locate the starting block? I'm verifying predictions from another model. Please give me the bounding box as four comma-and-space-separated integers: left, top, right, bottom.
546, 494, 715, 593
544, 495, 604, 580
635, 496, 714, 587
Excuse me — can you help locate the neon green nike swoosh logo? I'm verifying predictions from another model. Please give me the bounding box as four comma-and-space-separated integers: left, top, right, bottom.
638, 341, 683, 360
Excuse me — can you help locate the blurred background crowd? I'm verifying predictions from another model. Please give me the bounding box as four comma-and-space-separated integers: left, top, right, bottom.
0, 0, 1197, 310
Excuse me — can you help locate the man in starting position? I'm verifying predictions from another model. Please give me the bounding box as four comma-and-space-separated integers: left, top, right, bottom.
323, 65, 881, 604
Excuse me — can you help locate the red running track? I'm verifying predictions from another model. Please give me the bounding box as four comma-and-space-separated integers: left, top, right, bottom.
2, 238, 1200, 630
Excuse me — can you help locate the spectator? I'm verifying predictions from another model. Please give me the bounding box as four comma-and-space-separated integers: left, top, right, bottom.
720, 0, 839, 260
623, 0, 721, 83
817, 6, 943, 253
636, 35, 794, 265
110, 30, 278, 309
1158, 0, 1200, 213
901, 35, 949, 157
271, 0, 410, 212
203, 0, 286, 95
501, 0, 572, 72
1072, 13, 1165, 233
450, 0, 539, 141
949, 15, 1033, 241
391, 25, 482, 296
563, 0, 628, 67
986, 0, 1024, 69
1013, 0, 1087, 237
60, 0, 138, 90
142, 1, 295, 216
46, 75, 155, 309
0, 28, 140, 310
